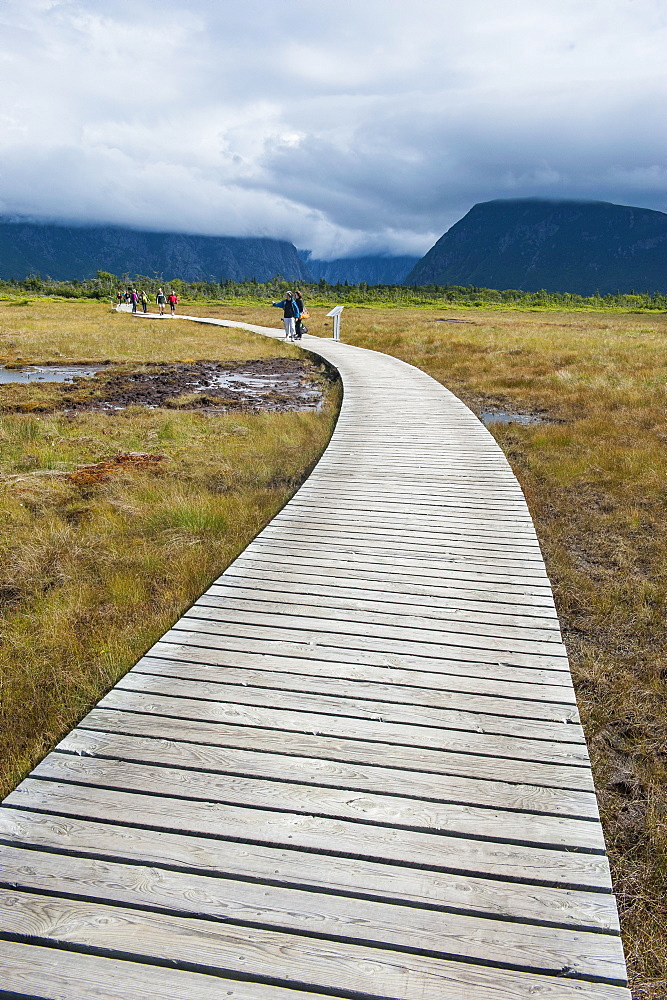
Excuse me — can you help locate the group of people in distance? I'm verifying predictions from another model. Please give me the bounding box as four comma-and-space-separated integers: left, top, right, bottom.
115, 288, 178, 316
272, 289, 308, 341
116, 286, 309, 334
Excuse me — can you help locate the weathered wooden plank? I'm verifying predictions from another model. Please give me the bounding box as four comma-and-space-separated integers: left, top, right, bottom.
247, 546, 550, 589
263, 518, 545, 559
0, 808, 619, 931
197, 589, 562, 644
231, 554, 558, 608
232, 552, 558, 608
118, 668, 586, 745
145, 641, 575, 709
59, 728, 599, 818
303, 475, 524, 493
151, 633, 578, 700
296, 479, 529, 500
0, 940, 317, 1000
207, 572, 561, 625
80, 707, 596, 791
101, 686, 591, 768
282, 503, 538, 536
0, 845, 624, 979
170, 617, 570, 672
251, 537, 553, 585
0, 891, 630, 998
263, 519, 545, 560
5, 780, 612, 889
157, 631, 575, 694
135, 652, 578, 723
187, 598, 565, 659
293, 495, 535, 522
32, 751, 604, 850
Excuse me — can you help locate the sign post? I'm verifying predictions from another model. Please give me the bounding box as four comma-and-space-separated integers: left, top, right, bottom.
325, 305, 344, 342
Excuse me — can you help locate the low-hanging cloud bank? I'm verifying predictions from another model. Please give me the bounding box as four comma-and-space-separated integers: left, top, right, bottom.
1, 0, 666, 259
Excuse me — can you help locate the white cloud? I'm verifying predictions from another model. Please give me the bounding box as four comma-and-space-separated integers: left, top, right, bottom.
0, 0, 665, 257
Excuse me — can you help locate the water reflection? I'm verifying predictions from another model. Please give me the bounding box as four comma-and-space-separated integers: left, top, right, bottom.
0, 364, 106, 384
481, 410, 545, 427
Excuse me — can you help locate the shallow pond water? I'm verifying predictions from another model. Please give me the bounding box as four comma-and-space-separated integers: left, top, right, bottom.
0, 364, 106, 384
481, 410, 545, 427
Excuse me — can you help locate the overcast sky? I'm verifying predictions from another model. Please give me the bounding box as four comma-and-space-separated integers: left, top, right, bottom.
0, 0, 665, 258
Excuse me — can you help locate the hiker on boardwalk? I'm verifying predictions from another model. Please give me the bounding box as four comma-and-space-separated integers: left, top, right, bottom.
272, 290, 300, 340
156, 288, 166, 316
130, 289, 138, 314
140, 290, 148, 313
294, 289, 308, 339
168, 290, 178, 316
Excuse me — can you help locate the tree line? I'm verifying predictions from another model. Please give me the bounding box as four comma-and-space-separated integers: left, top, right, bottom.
1, 270, 666, 311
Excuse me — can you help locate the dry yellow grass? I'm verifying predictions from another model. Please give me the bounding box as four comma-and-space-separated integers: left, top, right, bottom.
0, 301, 339, 796
0, 298, 297, 363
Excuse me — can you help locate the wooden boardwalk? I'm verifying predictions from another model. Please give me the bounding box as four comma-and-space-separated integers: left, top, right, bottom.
0, 317, 629, 999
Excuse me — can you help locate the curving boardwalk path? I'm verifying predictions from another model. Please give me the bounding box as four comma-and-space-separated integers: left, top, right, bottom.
0, 316, 629, 999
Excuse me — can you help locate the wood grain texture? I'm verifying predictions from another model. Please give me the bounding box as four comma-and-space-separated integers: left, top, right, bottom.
132, 657, 579, 734
0, 808, 620, 931
100, 686, 591, 768
30, 751, 604, 850
57, 728, 599, 817
81, 706, 596, 791
0, 891, 631, 999
0, 315, 628, 998
134, 651, 578, 722
5, 779, 614, 889
0, 844, 624, 979
0, 940, 316, 1000
116, 666, 587, 744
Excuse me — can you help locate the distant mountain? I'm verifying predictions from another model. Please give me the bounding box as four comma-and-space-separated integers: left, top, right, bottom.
300, 253, 420, 285
0, 220, 310, 282
406, 199, 667, 294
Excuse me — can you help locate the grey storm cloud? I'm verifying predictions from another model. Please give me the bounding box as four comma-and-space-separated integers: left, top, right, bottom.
0, 0, 666, 258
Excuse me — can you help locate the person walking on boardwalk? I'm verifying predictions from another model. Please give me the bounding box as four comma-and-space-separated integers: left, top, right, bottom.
294, 289, 308, 339
272, 290, 300, 340
156, 287, 166, 316
168, 290, 178, 316
130, 288, 138, 314
140, 290, 148, 313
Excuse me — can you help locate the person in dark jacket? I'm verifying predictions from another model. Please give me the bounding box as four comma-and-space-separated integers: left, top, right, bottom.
272, 291, 300, 340
294, 289, 306, 339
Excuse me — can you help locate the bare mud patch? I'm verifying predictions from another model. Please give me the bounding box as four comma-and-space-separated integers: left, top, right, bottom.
0, 358, 333, 414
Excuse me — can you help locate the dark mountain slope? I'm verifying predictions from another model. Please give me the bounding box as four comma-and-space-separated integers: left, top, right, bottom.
0, 220, 310, 282
300, 253, 419, 285
406, 199, 667, 294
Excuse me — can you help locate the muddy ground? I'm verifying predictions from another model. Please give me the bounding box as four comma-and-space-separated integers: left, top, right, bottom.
0, 358, 333, 413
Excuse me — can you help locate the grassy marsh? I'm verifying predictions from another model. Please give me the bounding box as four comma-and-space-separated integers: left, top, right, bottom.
2, 297, 666, 996
0, 301, 339, 796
